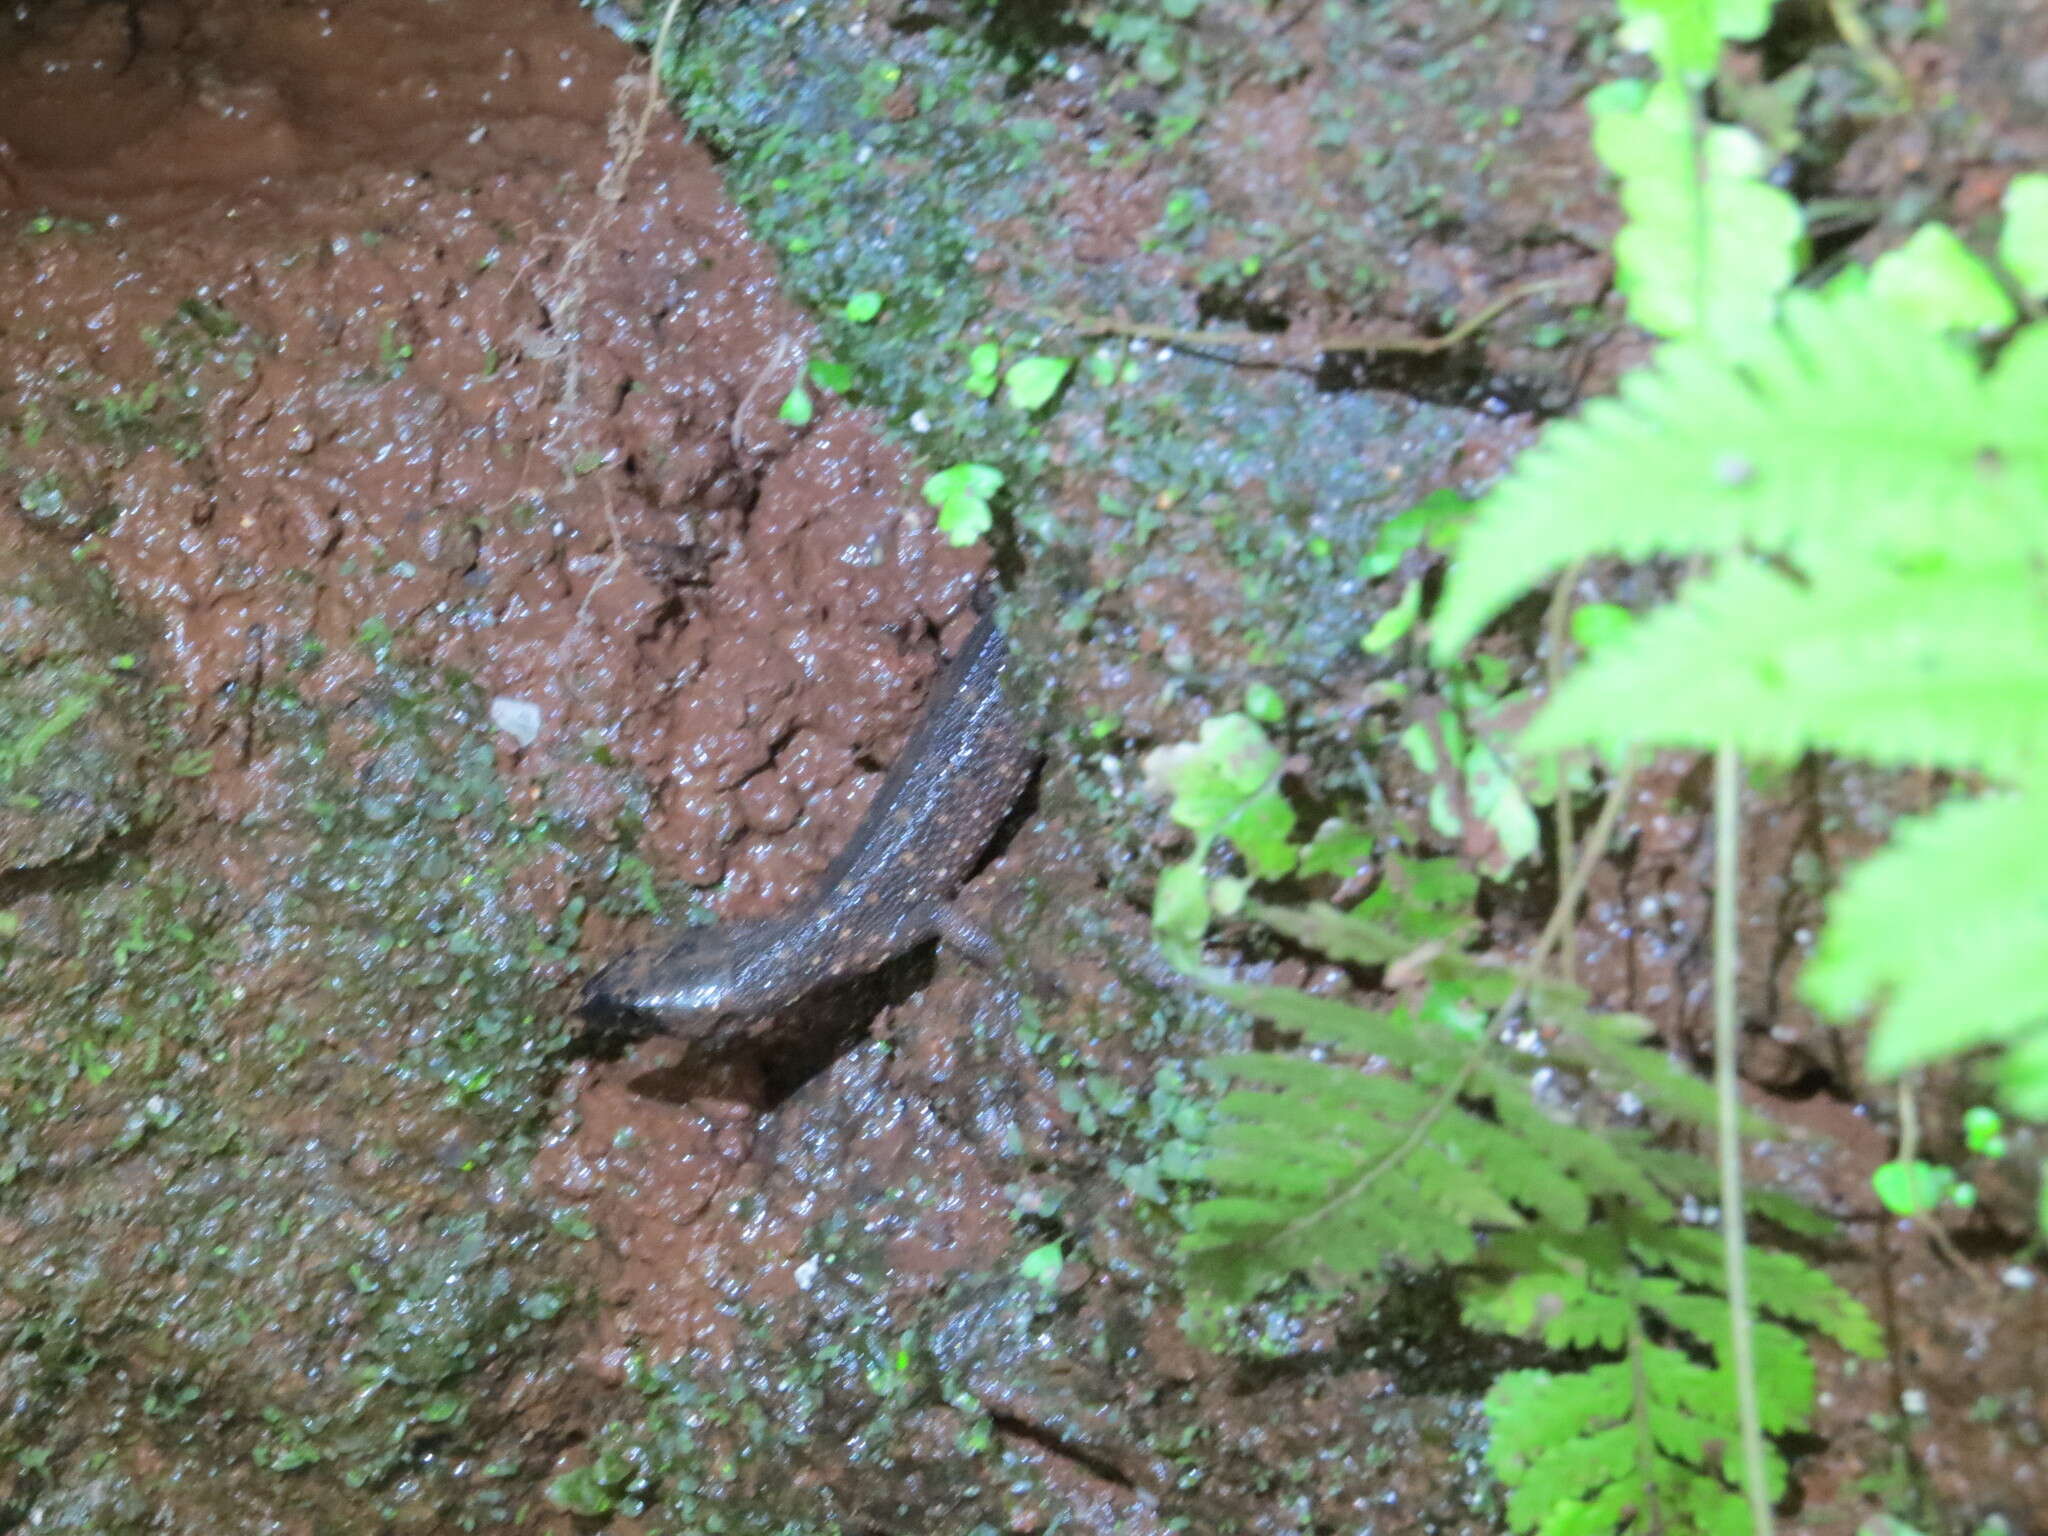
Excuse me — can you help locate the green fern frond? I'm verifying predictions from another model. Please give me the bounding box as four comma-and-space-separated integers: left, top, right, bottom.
1615, 0, 1777, 81
1473, 1216, 1873, 1363
1241, 902, 1736, 1133
1517, 551, 2048, 780
1183, 966, 1727, 1303
1430, 288, 2048, 661
1429, 251, 2048, 1109
1628, 1145, 1840, 1240
1520, 979, 1731, 1131
1470, 1210, 1875, 1536
1241, 898, 1477, 968
1185, 1007, 1510, 1297
1590, 75, 1800, 341
1802, 785, 2048, 1100
1486, 1363, 1757, 1536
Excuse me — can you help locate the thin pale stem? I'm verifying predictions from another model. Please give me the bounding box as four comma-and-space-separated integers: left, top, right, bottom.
1714, 744, 1773, 1536
1824, 0, 1912, 107
1542, 563, 1587, 978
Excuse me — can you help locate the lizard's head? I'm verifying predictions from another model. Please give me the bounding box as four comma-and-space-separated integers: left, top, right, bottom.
577, 915, 807, 1044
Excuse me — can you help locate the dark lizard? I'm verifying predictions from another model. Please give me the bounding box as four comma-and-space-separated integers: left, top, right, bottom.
579, 608, 1038, 1054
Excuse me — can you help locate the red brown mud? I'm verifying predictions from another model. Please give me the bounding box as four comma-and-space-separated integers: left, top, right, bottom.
1, 0, 987, 899
0, 0, 1013, 1517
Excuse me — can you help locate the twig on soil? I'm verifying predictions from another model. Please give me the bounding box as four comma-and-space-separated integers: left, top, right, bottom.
1532, 748, 1635, 967
542, 0, 689, 459
1823, 0, 1912, 108
1034, 278, 1566, 374
731, 332, 808, 457
1541, 561, 1588, 979
577, 483, 634, 630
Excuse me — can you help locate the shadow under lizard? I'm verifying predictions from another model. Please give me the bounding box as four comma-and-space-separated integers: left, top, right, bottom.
580, 609, 1039, 1055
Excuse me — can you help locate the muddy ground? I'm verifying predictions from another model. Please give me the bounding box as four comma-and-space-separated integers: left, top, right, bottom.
0, 0, 2043, 1531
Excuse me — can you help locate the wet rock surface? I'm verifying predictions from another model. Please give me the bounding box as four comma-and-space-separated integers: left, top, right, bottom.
0, 527, 155, 872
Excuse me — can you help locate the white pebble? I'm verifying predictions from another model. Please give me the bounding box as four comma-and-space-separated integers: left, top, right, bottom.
490, 696, 542, 746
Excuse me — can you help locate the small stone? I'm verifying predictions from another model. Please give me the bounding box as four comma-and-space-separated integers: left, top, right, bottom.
490, 696, 542, 746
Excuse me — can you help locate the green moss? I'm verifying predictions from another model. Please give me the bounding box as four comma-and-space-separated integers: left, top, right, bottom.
0, 632, 619, 1528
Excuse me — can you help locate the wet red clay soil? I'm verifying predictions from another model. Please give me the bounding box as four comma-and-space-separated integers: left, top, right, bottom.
2, 0, 995, 1450
4, 0, 2046, 1531
3, 0, 987, 903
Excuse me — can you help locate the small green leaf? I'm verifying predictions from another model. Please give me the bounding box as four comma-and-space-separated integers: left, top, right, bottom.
1569, 602, 1636, 654
843, 290, 885, 323
1142, 714, 1296, 877
1137, 37, 1180, 85
1296, 818, 1374, 879
1872, 1159, 1955, 1216
1019, 1240, 1064, 1290
1463, 741, 1540, 874
778, 384, 814, 426
1361, 489, 1471, 578
808, 358, 854, 392
1963, 1105, 2006, 1157
1152, 857, 1213, 949
1360, 581, 1422, 653
1242, 682, 1285, 723
922, 462, 1005, 547
936, 495, 993, 546
922, 462, 1004, 506
546, 1465, 619, 1516
1003, 356, 1073, 411
520, 1289, 567, 1321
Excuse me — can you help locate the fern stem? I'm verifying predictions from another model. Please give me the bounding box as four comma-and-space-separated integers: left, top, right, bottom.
1626, 1308, 1667, 1536
1534, 749, 1634, 965
1262, 1040, 1488, 1260
1272, 747, 1637, 1275
1823, 0, 1912, 107
1713, 744, 1772, 1535
1542, 564, 1586, 979
1894, 1078, 1997, 1297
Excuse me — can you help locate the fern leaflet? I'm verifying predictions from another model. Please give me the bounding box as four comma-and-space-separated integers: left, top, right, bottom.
1430, 287, 2048, 662
1518, 550, 2048, 781
1801, 785, 2048, 1105
1589, 74, 1799, 342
